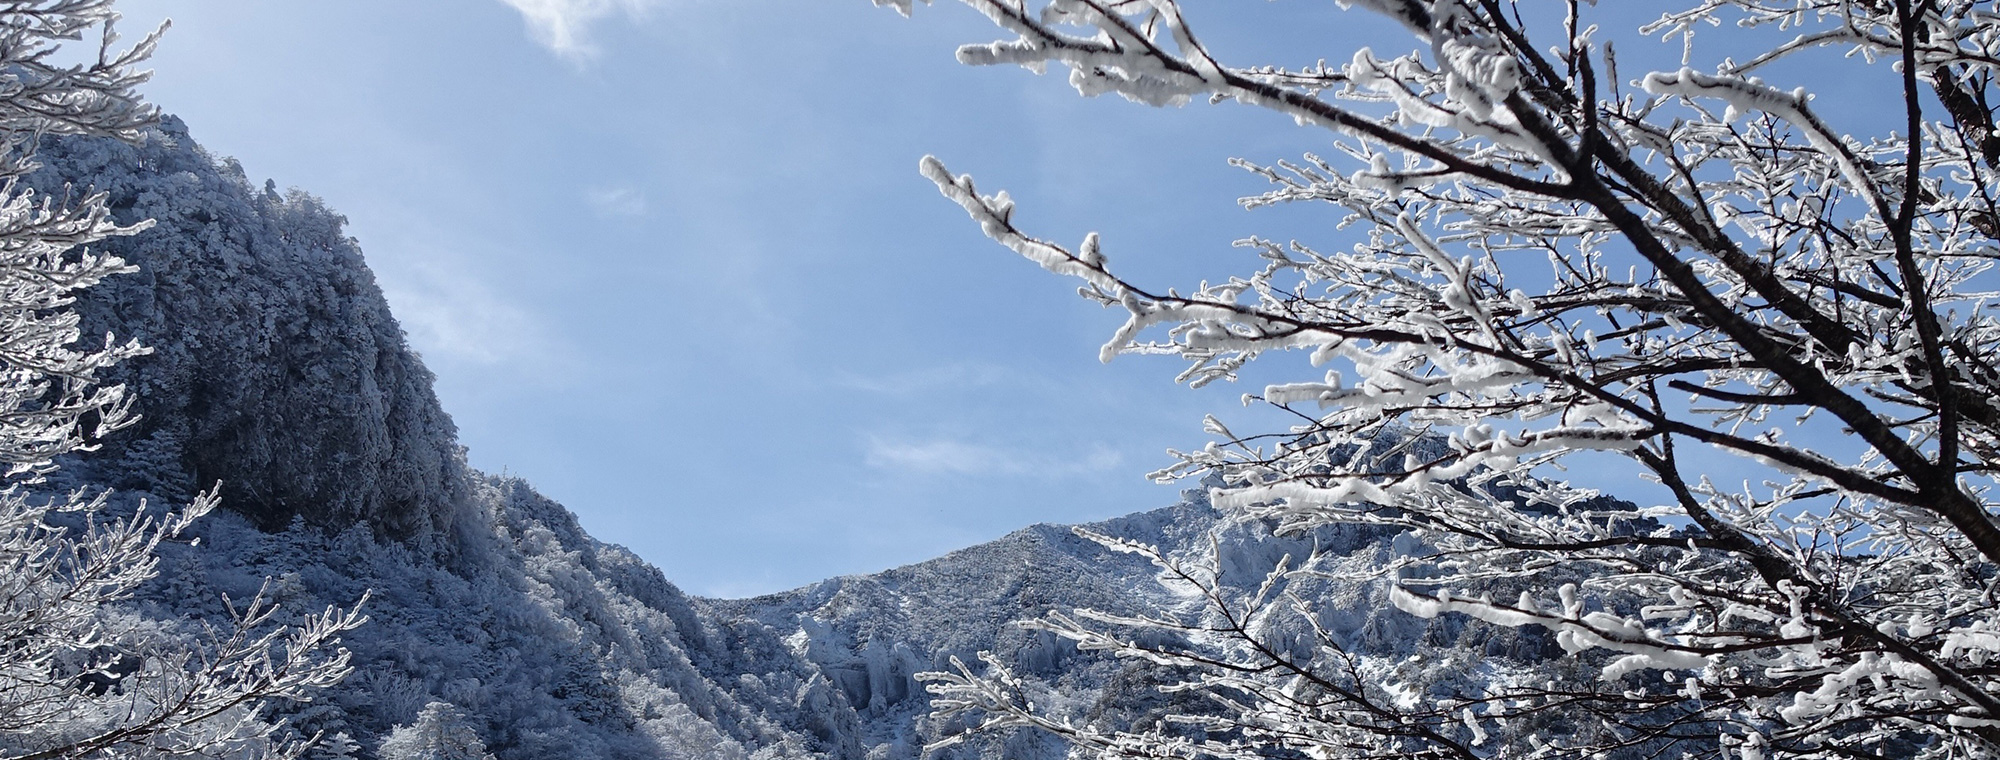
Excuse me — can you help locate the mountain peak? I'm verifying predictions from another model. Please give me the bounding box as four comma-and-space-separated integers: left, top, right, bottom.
32, 120, 472, 553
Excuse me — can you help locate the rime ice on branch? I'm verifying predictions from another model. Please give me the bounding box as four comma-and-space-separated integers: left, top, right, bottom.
0, 4, 364, 759
885, 0, 2000, 757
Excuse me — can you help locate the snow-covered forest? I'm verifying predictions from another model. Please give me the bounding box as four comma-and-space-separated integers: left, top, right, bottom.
4, 0, 2000, 758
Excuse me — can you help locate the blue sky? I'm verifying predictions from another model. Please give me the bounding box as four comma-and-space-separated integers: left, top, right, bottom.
101, 1, 1869, 597
106, 0, 1360, 597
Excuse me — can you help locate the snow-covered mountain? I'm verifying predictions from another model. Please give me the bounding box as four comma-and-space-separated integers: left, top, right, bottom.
27, 120, 1545, 759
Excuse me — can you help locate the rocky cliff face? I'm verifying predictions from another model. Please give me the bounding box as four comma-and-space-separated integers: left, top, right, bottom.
32, 121, 1549, 759
31, 119, 468, 549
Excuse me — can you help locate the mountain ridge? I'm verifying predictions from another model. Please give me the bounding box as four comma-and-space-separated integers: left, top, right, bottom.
27, 118, 1529, 760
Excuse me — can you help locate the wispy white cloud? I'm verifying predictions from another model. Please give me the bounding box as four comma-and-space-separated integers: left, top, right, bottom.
586, 185, 648, 218
495, 0, 658, 62
863, 435, 1123, 479
378, 258, 561, 373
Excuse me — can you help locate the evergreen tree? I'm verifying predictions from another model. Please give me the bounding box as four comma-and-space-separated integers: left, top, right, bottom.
377, 703, 496, 760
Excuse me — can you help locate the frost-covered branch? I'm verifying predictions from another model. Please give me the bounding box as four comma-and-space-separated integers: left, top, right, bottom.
0, 4, 365, 758
882, 0, 2000, 756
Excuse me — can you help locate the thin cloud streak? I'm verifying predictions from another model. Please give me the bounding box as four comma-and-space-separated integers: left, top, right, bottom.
379, 258, 560, 372
496, 0, 659, 62
586, 185, 648, 218
863, 435, 1123, 479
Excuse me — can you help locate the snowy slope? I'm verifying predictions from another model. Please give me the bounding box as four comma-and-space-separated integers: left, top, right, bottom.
24, 121, 1565, 760
703, 486, 1569, 760
698, 498, 1218, 758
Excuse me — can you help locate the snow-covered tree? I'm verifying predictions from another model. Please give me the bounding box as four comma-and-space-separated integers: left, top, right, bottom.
879, 0, 2000, 757
0, 3, 364, 758
376, 702, 495, 760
